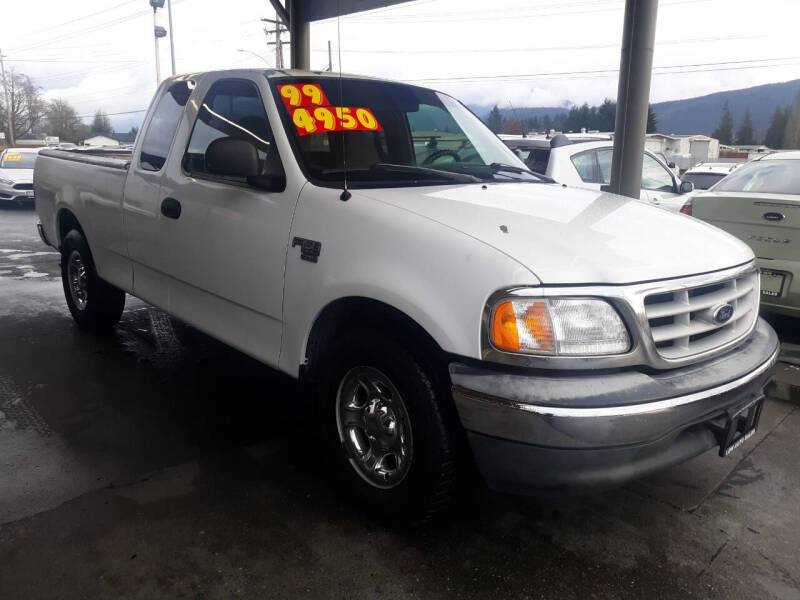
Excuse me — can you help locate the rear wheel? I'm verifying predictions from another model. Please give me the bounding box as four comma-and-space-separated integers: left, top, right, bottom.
60, 229, 125, 330
316, 330, 460, 523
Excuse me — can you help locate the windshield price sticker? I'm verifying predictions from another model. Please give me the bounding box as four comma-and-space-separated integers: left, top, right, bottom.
3, 153, 22, 162
290, 106, 383, 136
278, 83, 331, 108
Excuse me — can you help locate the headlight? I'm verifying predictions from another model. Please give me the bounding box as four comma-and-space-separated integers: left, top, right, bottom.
490, 297, 630, 356
0, 177, 13, 185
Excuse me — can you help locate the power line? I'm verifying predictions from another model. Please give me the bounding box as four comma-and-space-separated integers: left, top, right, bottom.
76, 109, 147, 119
406, 56, 800, 83
313, 34, 767, 55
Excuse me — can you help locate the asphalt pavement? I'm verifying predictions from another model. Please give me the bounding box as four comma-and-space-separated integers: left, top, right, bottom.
1, 207, 799, 599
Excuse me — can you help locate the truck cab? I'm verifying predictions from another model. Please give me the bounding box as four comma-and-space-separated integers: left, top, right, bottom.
35, 69, 779, 522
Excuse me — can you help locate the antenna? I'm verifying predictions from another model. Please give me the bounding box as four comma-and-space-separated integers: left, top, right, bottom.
336, 8, 350, 201
508, 100, 526, 138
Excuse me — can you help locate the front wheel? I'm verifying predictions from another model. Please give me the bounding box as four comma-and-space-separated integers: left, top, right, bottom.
60, 229, 125, 330
316, 331, 460, 523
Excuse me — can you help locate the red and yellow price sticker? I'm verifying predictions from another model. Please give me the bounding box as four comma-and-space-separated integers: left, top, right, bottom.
278, 83, 330, 108
290, 106, 383, 136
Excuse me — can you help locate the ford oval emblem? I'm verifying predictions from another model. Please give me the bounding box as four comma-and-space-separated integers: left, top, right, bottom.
712, 304, 734, 324
763, 212, 785, 222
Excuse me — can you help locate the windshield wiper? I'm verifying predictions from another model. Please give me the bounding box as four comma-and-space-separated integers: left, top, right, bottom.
371, 163, 482, 183
450, 163, 554, 183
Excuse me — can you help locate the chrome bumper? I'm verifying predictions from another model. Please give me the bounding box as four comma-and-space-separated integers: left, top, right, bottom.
451, 318, 779, 493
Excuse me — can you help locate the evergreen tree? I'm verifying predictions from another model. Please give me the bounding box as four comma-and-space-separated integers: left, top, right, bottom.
542, 114, 553, 133
764, 106, 788, 149
712, 102, 734, 145
646, 105, 658, 133
784, 92, 800, 150
90, 109, 112, 135
597, 99, 616, 132
735, 109, 755, 145
485, 105, 503, 133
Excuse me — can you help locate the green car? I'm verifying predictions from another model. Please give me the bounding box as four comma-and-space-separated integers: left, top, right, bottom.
690, 151, 800, 317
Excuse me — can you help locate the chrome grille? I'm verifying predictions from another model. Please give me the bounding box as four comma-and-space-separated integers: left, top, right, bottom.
644, 270, 759, 360
12, 183, 33, 190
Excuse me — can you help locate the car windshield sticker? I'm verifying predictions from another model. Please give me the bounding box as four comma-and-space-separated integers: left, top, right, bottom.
3, 153, 22, 162
278, 83, 331, 108
278, 83, 383, 136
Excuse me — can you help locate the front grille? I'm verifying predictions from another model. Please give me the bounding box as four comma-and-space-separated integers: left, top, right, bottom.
12, 183, 33, 190
644, 270, 759, 360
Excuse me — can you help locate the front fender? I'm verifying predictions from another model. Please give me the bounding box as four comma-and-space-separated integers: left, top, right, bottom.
279, 184, 538, 376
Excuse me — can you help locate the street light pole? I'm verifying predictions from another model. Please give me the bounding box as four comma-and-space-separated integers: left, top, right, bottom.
153, 7, 162, 85
237, 49, 270, 65
166, 0, 176, 75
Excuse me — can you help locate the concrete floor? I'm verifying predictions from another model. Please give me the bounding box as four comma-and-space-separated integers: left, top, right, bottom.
1, 208, 799, 599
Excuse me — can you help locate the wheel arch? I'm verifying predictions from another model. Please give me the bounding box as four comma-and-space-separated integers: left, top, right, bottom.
301, 296, 447, 383
56, 207, 85, 248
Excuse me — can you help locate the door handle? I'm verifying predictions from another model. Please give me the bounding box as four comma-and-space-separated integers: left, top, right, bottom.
651, 197, 661, 204
161, 197, 181, 219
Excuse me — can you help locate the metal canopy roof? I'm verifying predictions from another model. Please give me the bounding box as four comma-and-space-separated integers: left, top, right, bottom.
305, 0, 409, 21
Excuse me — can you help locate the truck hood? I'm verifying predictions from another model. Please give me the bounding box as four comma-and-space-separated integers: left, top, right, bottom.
0, 168, 33, 183
359, 182, 754, 285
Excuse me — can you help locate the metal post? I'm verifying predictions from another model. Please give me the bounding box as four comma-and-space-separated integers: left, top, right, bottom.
0, 49, 15, 147
606, 0, 658, 199
166, 0, 176, 75
289, 0, 310, 70
275, 18, 283, 69
153, 8, 162, 85
327, 40, 332, 71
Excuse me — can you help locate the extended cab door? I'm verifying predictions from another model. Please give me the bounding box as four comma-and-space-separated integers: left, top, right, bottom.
129, 75, 302, 367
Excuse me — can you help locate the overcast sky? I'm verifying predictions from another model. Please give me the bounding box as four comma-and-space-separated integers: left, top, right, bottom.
1, 0, 798, 132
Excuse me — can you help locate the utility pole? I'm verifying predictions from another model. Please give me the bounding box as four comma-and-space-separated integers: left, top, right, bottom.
261, 17, 287, 69
166, 0, 176, 75
0, 49, 15, 147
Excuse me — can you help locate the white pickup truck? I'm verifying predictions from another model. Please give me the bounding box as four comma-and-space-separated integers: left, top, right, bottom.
35, 70, 779, 522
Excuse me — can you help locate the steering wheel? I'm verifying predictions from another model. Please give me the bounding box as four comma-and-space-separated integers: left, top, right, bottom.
422, 150, 461, 166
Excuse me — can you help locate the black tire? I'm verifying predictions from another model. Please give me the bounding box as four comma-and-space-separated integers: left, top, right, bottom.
315, 330, 460, 524
60, 229, 125, 331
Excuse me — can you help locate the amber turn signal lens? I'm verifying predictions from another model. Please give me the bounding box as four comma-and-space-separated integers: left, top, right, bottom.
491, 300, 555, 353
491, 301, 520, 351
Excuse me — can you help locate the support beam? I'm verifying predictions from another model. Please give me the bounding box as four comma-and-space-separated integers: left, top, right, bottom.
606, 0, 658, 199
289, 0, 311, 70
267, 0, 290, 27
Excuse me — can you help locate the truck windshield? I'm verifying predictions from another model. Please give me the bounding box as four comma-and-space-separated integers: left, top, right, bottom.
269, 77, 543, 187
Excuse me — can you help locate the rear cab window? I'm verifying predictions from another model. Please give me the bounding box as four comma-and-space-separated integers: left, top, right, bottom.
139, 81, 193, 172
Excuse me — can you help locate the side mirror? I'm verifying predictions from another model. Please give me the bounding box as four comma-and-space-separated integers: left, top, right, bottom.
679, 180, 694, 194
668, 161, 677, 169
206, 138, 260, 177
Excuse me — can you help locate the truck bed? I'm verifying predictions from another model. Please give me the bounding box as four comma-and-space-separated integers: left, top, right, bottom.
38, 147, 132, 171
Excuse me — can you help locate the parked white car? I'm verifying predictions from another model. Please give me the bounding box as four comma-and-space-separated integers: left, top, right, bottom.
0, 147, 41, 206
691, 152, 800, 317
682, 162, 741, 191
35, 70, 778, 521
504, 136, 694, 212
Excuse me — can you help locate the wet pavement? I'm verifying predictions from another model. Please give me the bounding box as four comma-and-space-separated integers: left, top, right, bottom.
1, 208, 799, 599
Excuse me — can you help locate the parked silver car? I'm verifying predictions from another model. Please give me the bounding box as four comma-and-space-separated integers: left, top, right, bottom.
0, 147, 41, 206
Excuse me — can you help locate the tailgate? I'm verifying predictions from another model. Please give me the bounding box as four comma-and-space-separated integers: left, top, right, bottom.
692, 192, 799, 261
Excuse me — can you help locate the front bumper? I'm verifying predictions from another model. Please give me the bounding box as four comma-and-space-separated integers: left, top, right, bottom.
0, 185, 35, 205
451, 318, 779, 494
